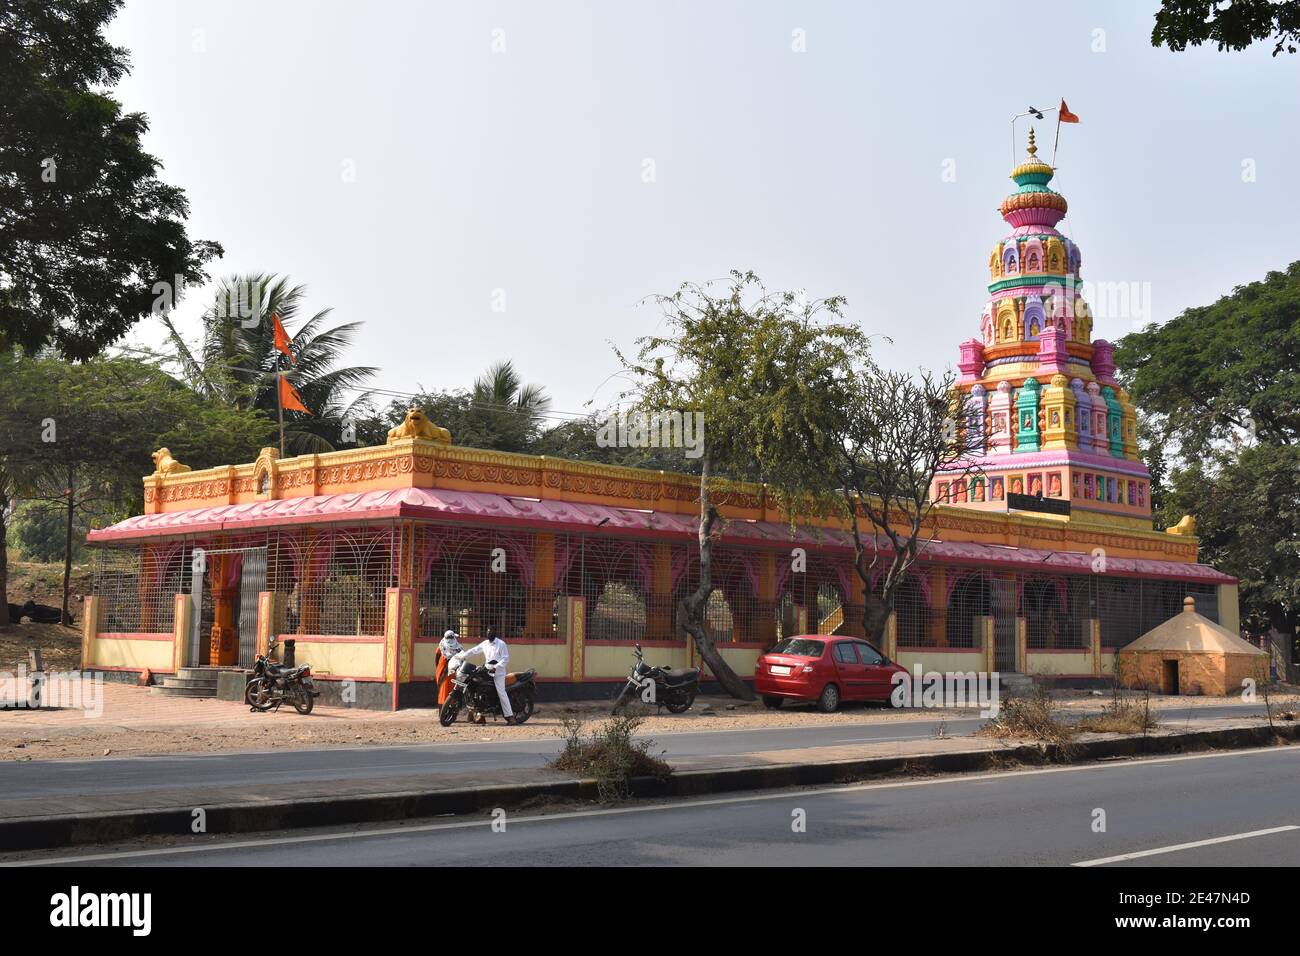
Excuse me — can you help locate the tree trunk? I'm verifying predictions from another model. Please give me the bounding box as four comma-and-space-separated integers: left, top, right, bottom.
0, 498, 9, 630
683, 456, 755, 701
60, 465, 74, 626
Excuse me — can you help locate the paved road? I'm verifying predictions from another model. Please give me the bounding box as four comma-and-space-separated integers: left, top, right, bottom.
0, 701, 1265, 801
13, 744, 1299, 866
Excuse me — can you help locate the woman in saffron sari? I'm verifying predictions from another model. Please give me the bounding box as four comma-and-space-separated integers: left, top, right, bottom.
435, 629, 462, 709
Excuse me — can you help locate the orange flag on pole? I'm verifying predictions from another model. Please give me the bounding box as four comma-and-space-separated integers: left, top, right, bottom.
271, 312, 295, 364
1059, 99, 1080, 123
279, 374, 310, 414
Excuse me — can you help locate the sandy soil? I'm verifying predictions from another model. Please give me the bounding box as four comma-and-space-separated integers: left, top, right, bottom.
0, 622, 82, 672
2, 681, 1294, 763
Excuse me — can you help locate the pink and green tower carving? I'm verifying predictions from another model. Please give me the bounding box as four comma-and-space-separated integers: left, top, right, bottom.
932, 129, 1152, 523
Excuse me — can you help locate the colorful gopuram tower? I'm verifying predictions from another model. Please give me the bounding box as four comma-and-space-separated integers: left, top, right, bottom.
933, 129, 1151, 524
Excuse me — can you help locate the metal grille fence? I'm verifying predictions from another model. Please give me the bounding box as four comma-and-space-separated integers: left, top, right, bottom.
89, 523, 1225, 658
268, 529, 395, 637
91, 546, 190, 633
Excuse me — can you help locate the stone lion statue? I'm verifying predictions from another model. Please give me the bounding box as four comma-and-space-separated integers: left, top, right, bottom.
151, 448, 191, 475
1165, 514, 1197, 536
386, 409, 451, 445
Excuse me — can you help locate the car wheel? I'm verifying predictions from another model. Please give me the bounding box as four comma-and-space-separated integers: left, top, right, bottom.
816, 683, 841, 713
762, 695, 783, 710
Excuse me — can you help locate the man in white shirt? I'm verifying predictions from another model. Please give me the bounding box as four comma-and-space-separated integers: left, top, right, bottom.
451, 628, 515, 724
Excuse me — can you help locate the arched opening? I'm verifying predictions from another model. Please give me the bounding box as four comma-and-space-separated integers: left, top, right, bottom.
946, 573, 990, 648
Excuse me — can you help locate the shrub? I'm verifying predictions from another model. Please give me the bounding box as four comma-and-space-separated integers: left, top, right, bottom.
548, 714, 671, 802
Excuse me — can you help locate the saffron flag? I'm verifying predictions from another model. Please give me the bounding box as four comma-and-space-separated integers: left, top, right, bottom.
1059, 99, 1080, 123
271, 312, 295, 364
279, 374, 310, 414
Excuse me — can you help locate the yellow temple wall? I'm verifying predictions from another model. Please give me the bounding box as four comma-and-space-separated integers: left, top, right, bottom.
141, 438, 1202, 565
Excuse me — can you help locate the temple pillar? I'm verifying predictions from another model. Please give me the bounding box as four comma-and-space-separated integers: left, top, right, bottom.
987, 380, 1013, 453
646, 542, 674, 640
1040, 374, 1077, 450
526, 533, 556, 639
1101, 386, 1124, 457
1015, 378, 1042, 452
297, 531, 320, 635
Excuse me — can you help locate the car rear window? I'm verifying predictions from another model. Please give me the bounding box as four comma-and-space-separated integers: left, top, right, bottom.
770, 638, 825, 658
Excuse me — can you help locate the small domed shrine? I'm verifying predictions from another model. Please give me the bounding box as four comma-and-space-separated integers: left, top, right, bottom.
933, 129, 1150, 522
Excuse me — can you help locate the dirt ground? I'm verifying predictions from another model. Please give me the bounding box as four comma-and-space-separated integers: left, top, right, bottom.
0, 621, 82, 673
1, 679, 1294, 763
3, 559, 92, 621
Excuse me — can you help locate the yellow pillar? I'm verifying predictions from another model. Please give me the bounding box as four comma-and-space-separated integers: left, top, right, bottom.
384, 587, 415, 710
171, 593, 192, 672
884, 612, 898, 661
81, 595, 100, 670
1015, 617, 1027, 673
647, 542, 674, 640
526, 533, 556, 638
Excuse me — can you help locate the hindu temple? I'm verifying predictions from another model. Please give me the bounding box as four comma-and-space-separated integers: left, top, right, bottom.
80, 131, 1238, 707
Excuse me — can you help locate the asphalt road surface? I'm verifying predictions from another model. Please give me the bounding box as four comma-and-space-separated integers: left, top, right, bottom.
0, 701, 1264, 800
12, 744, 1299, 866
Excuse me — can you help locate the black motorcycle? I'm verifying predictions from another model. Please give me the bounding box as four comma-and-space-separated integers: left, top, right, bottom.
439, 660, 536, 727
245, 641, 318, 715
612, 643, 699, 714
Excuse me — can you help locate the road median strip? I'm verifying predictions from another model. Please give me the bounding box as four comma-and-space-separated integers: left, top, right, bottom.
2, 721, 1296, 854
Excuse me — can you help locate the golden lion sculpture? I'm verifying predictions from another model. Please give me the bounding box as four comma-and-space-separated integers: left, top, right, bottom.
1165, 514, 1197, 536
151, 448, 191, 475
386, 409, 451, 445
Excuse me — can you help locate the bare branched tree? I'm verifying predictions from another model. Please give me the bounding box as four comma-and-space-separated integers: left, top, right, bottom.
830, 366, 984, 645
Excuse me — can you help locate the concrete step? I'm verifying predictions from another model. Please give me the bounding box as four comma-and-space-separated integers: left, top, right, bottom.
158, 678, 219, 691
997, 673, 1038, 696
149, 685, 218, 698
176, 666, 243, 682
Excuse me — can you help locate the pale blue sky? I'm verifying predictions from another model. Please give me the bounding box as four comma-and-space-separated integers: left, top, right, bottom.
109, 0, 1300, 419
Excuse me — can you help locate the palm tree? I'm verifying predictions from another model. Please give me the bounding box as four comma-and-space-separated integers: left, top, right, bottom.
471, 360, 550, 419
466, 360, 551, 451
163, 274, 376, 454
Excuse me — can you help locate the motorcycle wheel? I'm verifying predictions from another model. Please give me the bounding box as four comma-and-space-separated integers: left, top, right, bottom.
245, 678, 273, 711
290, 682, 314, 715
611, 681, 636, 715
439, 692, 461, 727
665, 690, 695, 714
511, 688, 535, 725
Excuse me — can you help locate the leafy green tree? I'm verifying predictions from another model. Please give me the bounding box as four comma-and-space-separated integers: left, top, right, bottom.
1153, 0, 1300, 56
4, 353, 270, 623
0, 0, 220, 358
618, 271, 866, 699
0, 351, 51, 627
824, 367, 983, 645
1116, 262, 1300, 652
162, 274, 375, 454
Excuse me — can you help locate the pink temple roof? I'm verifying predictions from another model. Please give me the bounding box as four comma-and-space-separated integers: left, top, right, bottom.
87, 487, 1235, 584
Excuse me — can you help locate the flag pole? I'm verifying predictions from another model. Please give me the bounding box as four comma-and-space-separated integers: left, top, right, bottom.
276, 359, 286, 458
1051, 102, 1063, 167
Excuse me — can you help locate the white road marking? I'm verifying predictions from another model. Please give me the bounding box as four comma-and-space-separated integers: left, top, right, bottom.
1073, 825, 1300, 867
7, 742, 1298, 867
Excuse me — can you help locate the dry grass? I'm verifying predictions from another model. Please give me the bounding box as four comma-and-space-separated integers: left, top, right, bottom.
549, 714, 671, 802
1076, 695, 1159, 735
977, 683, 1075, 747
0, 622, 82, 672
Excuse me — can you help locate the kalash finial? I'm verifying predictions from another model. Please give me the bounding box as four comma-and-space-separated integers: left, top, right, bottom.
1027, 127, 1038, 157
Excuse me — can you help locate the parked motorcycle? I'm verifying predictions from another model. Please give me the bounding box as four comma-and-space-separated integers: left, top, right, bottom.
612, 643, 700, 714
245, 641, 318, 715
439, 660, 536, 727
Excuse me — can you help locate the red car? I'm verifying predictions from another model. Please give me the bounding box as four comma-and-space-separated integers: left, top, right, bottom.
755, 635, 907, 712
